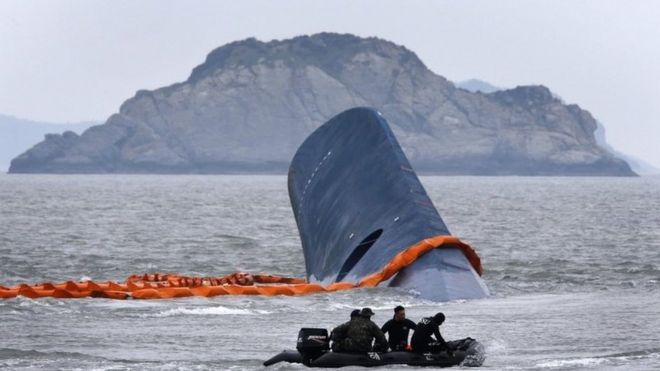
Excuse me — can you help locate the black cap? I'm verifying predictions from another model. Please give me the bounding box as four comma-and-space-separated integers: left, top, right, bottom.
350, 309, 360, 318
433, 312, 445, 323
360, 307, 375, 317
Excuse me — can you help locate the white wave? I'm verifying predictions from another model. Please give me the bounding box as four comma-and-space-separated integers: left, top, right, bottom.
327, 302, 358, 310
89, 299, 166, 309
538, 348, 660, 368
536, 357, 608, 368
485, 338, 508, 354
323, 298, 443, 313
151, 306, 271, 317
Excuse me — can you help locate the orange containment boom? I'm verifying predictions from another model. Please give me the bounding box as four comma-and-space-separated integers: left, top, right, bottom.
1, 235, 481, 300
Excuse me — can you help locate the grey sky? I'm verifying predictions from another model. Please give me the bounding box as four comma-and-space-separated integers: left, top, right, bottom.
1, 0, 659, 167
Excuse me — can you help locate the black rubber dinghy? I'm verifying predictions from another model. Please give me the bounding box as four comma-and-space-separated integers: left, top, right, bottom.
264, 338, 485, 368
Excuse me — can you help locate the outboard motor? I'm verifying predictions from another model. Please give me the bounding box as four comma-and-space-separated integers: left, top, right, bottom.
296, 328, 329, 365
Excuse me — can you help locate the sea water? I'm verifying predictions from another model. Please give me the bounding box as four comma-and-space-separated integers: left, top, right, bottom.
0, 174, 658, 370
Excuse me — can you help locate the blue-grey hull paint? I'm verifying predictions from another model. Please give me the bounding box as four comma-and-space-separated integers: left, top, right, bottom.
287, 107, 488, 301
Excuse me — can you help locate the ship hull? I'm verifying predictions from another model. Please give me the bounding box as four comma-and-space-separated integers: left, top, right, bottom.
288, 107, 488, 301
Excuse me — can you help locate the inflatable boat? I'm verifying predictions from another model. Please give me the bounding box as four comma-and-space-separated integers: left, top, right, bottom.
263, 328, 485, 367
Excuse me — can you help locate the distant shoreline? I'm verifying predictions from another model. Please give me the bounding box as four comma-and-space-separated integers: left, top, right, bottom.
4, 171, 657, 178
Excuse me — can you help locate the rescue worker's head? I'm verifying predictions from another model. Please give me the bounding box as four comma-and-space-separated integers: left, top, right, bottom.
350, 309, 360, 319
394, 305, 406, 321
360, 307, 375, 318
433, 312, 446, 324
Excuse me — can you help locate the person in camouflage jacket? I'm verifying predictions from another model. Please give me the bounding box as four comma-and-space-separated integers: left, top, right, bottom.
341, 308, 388, 353
330, 309, 360, 352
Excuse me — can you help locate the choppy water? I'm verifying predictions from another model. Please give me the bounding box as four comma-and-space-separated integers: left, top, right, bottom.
1, 174, 659, 370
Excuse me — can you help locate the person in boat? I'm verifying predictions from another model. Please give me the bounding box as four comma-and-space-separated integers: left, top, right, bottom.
341, 307, 388, 353
330, 309, 360, 352
381, 305, 417, 351
410, 312, 451, 354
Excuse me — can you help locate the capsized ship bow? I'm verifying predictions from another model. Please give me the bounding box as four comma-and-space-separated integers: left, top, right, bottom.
288, 107, 488, 301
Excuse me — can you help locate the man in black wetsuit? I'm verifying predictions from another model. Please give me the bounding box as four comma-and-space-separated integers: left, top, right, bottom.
330, 309, 360, 352
381, 305, 416, 351
410, 312, 451, 353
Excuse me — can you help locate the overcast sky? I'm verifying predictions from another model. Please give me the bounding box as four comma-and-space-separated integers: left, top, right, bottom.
1, 0, 659, 167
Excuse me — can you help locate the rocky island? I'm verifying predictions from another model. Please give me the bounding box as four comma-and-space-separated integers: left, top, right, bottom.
9, 33, 635, 176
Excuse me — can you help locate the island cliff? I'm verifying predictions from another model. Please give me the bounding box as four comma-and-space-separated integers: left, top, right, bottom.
9, 33, 635, 176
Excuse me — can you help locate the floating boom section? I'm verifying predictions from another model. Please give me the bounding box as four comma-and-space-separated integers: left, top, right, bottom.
288, 107, 488, 301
